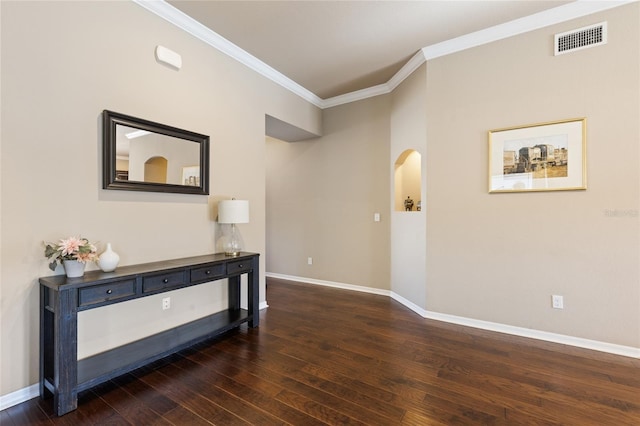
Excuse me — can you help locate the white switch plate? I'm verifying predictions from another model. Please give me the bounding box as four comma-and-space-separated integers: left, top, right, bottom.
307, 257, 313, 265
552, 295, 564, 309
374, 213, 380, 222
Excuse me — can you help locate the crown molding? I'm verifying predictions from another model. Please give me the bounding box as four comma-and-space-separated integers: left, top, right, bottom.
386, 50, 428, 92
134, 0, 636, 109
421, 0, 636, 60
328, 0, 636, 107
320, 83, 390, 109
132, 0, 324, 108
321, 50, 428, 108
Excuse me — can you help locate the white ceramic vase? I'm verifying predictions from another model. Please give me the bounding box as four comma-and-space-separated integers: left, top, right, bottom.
98, 243, 120, 272
63, 260, 85, 278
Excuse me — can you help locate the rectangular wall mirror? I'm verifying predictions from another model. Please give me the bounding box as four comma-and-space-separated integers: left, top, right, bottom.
103, 110, 209, 195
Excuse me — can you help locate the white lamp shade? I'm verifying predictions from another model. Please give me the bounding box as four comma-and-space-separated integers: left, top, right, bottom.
218, 199, 249, 224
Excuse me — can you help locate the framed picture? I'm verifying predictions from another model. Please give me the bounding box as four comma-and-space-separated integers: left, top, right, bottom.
181, 166, 200, 186
488, 118, 586, 193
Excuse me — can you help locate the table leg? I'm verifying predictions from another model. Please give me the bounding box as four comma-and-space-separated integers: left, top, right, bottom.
39, 286, 46, 399
249, 256, 259, 328
228, 276, 240, 311
52, 288, 78, 416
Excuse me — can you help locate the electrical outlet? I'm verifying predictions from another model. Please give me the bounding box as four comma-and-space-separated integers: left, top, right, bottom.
307, 257, 313, 265
162, 297, 171, 310
552, 295, 564, 309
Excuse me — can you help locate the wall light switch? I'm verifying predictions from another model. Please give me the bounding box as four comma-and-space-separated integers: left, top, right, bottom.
552, 295, 564, 309
374, 213, 380, 222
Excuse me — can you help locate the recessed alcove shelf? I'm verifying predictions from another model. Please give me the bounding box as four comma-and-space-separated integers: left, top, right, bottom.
394, 149, 422, 212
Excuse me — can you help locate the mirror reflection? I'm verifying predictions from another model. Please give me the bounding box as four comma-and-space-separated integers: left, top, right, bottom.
115, 124, 201, 186
103, 110, 209, 195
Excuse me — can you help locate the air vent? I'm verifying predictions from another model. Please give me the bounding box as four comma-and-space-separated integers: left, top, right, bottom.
555, 22, 607, 56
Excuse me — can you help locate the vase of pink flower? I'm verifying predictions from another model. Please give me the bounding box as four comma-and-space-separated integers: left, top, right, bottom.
44, 236, 98, 277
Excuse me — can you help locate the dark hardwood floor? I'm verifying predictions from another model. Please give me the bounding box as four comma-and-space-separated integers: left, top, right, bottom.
3, 278, 640, 425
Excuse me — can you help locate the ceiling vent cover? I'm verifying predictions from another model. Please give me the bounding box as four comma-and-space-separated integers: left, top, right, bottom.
555, 22, 607, 56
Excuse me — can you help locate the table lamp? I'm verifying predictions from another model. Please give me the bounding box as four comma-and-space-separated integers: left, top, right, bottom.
217, 199, 249, 256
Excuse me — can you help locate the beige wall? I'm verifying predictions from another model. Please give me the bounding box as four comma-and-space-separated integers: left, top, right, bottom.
266, 96, 391, 289
265, 5, 639, 348
2, 0, 639, 402
0, 1, 320, 395
425, 4, 639, 347
390, 64, 428, 308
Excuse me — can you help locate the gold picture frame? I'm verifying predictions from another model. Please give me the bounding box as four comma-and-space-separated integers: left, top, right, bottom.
488, 118, 586, 193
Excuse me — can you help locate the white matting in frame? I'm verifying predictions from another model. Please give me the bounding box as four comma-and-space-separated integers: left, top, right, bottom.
488, 118, 586, 193
181, 165, 200, 186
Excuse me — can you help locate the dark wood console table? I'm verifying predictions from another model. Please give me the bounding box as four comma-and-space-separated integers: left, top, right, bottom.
39, 252, 259, 416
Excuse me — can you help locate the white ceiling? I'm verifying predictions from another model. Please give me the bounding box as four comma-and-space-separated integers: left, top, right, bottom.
166, 0, 573, 99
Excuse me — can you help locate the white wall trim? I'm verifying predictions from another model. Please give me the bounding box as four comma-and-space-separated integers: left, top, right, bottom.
267, 272, 640, 359
132, 0, 324, 108
390, 291, 428, 317
386, 50, 428, 92
133, 0, 636, 109
321, 50, 428, 108
320, 83, 391, 109
0, 383, 39, 411
421, 0, 635, 61
420, 310, 640, 359
266, 272, 391, 297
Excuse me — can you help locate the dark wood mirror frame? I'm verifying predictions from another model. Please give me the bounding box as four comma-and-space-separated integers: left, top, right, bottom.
103, 110, 210, 195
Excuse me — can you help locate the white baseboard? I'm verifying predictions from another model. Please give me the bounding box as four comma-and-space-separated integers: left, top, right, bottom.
420, 310, 640, 359
0, 383, 39, 411
267, 272, 640, 359
389, 291, 428, 316
267, 272, 391, 297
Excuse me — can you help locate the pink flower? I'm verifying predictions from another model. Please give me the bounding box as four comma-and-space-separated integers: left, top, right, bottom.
44, 236, 99, 271
76, 251, 98, 263
58, 237, 83, 256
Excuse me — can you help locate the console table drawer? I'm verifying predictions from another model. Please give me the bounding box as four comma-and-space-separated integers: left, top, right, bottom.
190, 264, 226, 283
142, 271, 185, 293
78, 280, 136, 308
227, 260, 252, 275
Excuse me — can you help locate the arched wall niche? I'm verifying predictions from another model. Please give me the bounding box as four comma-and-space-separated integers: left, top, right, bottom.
394, 149, 422, 211
144, 156, 168, 183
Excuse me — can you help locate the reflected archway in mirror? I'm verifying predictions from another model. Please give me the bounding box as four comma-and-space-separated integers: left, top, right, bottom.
144, 156, 168, 184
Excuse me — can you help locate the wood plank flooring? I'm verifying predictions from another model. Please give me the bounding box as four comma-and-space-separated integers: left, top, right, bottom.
3, 277, 640, 425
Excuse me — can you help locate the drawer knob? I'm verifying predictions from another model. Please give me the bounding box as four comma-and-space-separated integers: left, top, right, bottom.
163, 278, 169, 283
205, 270, 211, 275
106, 289, 113, 295
239, 264, 243, 268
